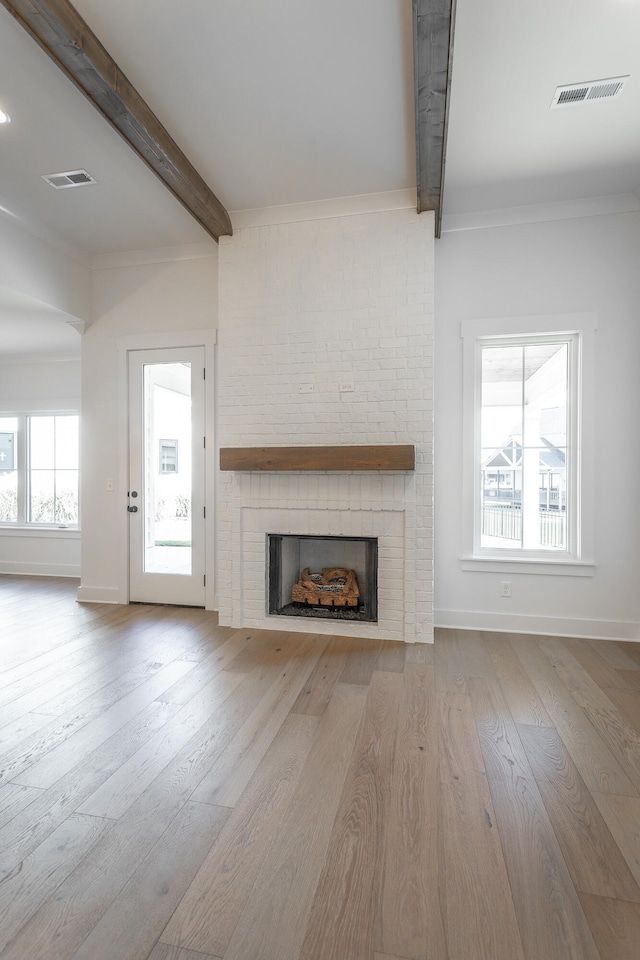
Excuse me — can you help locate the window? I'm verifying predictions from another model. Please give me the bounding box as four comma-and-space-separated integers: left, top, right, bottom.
159, 439, 179, 474
479, 336, 572, 553
0, 414, 79, 526
461, 314, 596, 573
0, 418, 18, 522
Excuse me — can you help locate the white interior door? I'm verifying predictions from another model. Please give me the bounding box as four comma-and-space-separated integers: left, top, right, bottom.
128, 347, 206, 606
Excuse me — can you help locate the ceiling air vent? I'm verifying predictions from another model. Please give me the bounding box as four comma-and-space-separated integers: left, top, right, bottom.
41, 169, 98, 189
551, 76, 629, 109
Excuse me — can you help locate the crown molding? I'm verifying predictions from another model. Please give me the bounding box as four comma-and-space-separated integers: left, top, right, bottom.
66, 319, 85, 335
441, 193, 640, 233
228, 188, 417, 231
91, 193, 419, 264
91, 240, 218, 271
0, 353, 79, 366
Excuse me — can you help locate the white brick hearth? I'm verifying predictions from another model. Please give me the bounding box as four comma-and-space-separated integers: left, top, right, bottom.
216, 206, 434, 642
220, 473, 416, 640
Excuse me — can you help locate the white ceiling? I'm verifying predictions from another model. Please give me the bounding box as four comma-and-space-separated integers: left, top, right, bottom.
0, 0, 639, 355
71, 0, 416, 215
0, 0, 415, 259
0, 4, 206, 256
445, 0, 640, 213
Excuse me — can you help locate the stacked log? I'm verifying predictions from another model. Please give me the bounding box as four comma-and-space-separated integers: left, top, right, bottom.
291, 567, 360, 608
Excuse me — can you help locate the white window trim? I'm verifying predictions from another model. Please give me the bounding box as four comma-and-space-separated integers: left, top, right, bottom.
0, 410, 80, 531
0, 526, 80, 539
461, 313, 596, 575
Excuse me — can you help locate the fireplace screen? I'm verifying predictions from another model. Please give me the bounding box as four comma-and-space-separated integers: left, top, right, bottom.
267, 534, 378, 622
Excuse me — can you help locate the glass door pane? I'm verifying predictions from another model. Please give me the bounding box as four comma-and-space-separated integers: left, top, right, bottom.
142, 361, 192, 576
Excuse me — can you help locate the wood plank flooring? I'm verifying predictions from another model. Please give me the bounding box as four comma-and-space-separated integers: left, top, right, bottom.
1, 575, 640, 959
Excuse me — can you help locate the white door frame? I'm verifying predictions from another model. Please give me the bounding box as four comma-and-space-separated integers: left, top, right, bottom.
128, 346, 206, 606
116, 330, 217, 609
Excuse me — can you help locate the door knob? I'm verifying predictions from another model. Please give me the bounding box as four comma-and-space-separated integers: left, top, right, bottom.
127, 505, 138, 513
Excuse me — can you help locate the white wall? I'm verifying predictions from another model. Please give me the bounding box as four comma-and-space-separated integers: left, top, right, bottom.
0, 213, 86, 578
78, 251, 218, 603
0, 213, 89, 321
0, 357, 80, 408
0, 357, 81, 576
435, 210, 640, 640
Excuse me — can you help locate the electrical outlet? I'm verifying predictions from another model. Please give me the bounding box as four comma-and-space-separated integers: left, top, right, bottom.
339, 381, 355, 393
106, 478, 114, 492
298, 384, 314, 393
500, 580, 512, 598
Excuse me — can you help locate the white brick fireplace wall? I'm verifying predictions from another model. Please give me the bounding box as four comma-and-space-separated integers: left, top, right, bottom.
217, 206, 434, 642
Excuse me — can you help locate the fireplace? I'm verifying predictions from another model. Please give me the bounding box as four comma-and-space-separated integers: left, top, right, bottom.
218, 477, 424, 641
217, 209, 433, 642
268, 534, 378, 622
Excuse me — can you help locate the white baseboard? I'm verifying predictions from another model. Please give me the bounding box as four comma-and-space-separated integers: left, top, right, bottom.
0, 561, 80, 577
76, 585, 124, 604
435, 608, 640, 642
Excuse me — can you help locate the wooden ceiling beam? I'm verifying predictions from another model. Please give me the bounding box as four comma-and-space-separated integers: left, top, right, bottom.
413, 0, 456, 238
0, 0, 232, 241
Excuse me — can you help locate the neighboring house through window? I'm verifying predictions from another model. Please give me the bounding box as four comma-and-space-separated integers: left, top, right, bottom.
479, 336, 571, 552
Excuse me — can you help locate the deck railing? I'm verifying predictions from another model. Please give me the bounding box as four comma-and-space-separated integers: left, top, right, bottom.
482, 503, 566, 548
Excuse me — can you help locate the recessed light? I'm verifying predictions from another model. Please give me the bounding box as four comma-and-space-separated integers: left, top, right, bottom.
0, 109, 11, 124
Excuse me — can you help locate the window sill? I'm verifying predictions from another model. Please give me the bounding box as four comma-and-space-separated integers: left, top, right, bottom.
460, 555, 595, 577
0, 526, 80, 538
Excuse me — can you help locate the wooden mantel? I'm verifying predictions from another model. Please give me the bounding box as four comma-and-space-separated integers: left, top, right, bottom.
219, 445, 415, 472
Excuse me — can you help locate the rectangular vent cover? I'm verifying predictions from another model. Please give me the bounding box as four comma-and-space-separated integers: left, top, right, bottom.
42, 169, 97, 189
551, 76, 629, 109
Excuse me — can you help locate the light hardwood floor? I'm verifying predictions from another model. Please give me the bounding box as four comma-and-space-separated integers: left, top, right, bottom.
1, 574, 639, 960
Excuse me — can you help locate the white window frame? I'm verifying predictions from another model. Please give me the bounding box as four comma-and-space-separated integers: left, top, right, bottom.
0, 411, 80, 530
461, 313, 596, 577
